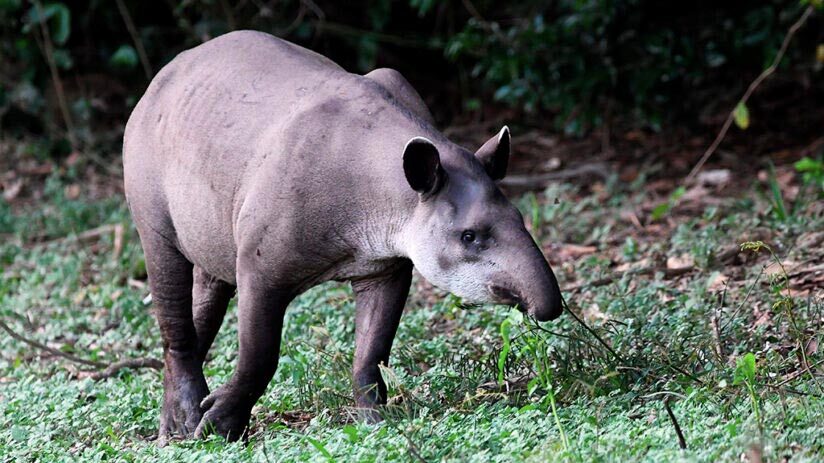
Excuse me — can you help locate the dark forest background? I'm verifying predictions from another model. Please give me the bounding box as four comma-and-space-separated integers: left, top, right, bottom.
1, 0, 822, 166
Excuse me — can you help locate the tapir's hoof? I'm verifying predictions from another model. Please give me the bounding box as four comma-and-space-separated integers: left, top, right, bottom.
194, 388, 251, 441
158, 374, 209, 442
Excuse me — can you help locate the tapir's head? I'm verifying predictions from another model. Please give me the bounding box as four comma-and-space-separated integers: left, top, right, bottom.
401, 127, 563, 322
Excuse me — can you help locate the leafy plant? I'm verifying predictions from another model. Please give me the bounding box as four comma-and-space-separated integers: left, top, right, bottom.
794, 156, 824, 193
733, 352, 761, 432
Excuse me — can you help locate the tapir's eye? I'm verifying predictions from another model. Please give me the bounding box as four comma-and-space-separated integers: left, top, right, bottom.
461, 230, 476, 243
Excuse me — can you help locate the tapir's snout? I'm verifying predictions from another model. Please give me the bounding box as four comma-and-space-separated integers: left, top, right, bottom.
489, 277, 563, 322
527, 270, 564, 322
490, 230, 564, 322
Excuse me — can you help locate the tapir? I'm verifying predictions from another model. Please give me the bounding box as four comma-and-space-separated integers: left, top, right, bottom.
123, 30, 563, 442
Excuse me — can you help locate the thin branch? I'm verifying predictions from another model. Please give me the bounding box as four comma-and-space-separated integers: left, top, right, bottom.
0, 317, 105, 368
561, 296, 624, 364
31, 0, 76, 149
89, 358, 163, 380
1, 317, 162, 379
685, 5, 815, 183
115, 0, 153, 81
664, 398, 687, 450
311, 20, 442, 49
460, 0, 509, 44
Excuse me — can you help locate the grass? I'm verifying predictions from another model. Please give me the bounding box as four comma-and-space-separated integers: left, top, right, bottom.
1, 165, 822, 462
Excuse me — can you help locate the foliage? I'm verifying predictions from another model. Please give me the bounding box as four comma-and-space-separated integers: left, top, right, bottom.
2, 167, 823, 461
443, 0, 821, 134
1, 1, 822, 147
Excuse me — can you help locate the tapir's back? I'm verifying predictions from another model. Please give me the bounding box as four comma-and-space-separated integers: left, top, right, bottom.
123, 31, 428, 283
124, 31, 350, 280
124, 30, 344, 189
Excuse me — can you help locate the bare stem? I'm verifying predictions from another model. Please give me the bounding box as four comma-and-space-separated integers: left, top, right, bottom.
115, 0, 153, 81
685, 5, 815, 183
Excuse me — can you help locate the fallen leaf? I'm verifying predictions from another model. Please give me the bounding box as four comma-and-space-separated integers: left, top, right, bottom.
707, 272, 729, 291
2, 178, 23, 201
543, 157, 561, 170
696, 169, 731, 187
65, 151, 81, 166
582, 303, 608, 323
65, 184, 81, 199
667, 254, 695, 270
557, 243, 597, 260
616, 257, 652, 273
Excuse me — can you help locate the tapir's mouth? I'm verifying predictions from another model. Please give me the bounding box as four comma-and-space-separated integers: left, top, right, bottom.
489, 285, 525, 310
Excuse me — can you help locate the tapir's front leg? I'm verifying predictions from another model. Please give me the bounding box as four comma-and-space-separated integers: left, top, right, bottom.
351, 260, 413, 422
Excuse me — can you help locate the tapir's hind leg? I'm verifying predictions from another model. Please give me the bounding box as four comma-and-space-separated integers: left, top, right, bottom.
139, 231, 209, 443
192, 266, 235, 363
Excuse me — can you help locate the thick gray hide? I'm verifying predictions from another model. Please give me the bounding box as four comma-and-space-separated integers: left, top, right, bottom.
123, 30, 562, 442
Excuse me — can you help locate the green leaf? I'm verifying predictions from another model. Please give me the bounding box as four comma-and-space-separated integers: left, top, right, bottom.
24, 3, 71, 45
0, 0, 22, 12
650, 202, 671, 221
733, 103, 750, 130
794, 156, 822, 174
109, 44, 138, 70
342, 425, 359, 443
670, 185, 686, 201
733, 352, 756, 385
306, 437, 335, 462
497, 319, 512, 385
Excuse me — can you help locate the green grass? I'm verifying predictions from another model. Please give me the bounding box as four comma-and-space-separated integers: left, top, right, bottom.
1, 169, 822, 462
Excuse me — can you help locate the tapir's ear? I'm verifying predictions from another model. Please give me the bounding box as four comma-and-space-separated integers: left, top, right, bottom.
403, 137, 445, 196
474, 126, 511, 180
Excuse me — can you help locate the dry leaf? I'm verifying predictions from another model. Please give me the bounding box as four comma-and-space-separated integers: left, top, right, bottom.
667, 254, 695, 270
2, 178, 23, 201
696, 169, 731, 187
707, 273, 729, 291
65, 184, 81, 199
616, 257, 652, 273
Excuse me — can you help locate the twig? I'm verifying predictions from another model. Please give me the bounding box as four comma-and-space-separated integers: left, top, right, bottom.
0, 317, 105, 368
1, 317, 162, 379
710, 308, 724, 362
460, 0, 509, 44
685, 5, 815, 183
500, 163, 610, 187
29, 223, 120, 249
115, 0, 153, 81
88, 358, 163, 380
664, 398, 687, 450
31, 0, 76, 149
311, 20, 442, 49
562, 296, 624, 364
771, 357, 824, 388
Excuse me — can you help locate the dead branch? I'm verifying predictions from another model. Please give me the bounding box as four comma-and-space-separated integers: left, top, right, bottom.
0, 317, 162, 379
115, 0, 153, 81
500, 162, 610, 187
29, 223, 121, 249
31, 0, 76, 149
685, 5, 816, 183
0, 317, 105, 368
564, 264, 695, 293
88, 358, 164, 380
